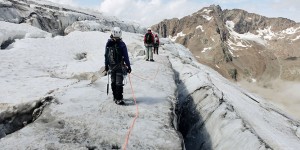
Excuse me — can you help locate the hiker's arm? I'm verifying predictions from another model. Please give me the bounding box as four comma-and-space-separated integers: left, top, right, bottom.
104, 40, 110, 66
120, 42, 131, 67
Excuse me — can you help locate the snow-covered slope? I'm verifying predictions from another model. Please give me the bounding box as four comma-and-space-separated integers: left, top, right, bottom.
0, 21, 52, 49
164, 41, 300, 149
0, 0, 145, 36
0, 23, 300, 149
0, 25, 181, 149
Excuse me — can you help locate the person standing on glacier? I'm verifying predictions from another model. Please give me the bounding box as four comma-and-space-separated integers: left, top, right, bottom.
104, 27, 131, 105
144, 28, 155, 61
153, 34, 160, 55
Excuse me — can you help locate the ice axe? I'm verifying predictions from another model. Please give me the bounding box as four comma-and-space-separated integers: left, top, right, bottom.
107, 70, 110, 95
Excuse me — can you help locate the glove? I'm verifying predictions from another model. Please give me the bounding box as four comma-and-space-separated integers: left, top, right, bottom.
105, 65, 109, 72
127, 66, 132, 74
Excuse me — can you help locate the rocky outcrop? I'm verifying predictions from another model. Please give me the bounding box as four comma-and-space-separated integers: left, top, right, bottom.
0, 0, 95, 35
223, 9, 297, 34
0, 0, 145, 35
152, 5, 300, 82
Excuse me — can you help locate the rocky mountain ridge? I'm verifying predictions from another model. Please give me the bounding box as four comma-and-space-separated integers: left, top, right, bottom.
152, 5, 300, 83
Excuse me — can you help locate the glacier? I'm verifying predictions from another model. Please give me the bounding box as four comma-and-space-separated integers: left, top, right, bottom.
0, 0, 300, 149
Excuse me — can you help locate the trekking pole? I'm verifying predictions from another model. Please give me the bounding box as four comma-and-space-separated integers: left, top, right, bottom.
107, 70, 110, 95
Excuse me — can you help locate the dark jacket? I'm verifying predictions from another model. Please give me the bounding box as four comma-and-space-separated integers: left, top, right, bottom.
104, 39, 130, 68
144, 31, 154, 46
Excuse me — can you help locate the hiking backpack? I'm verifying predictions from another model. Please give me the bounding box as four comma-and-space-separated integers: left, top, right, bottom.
155, 36, 159, 43
107, 42, 123, 66
145, 33, 153, 44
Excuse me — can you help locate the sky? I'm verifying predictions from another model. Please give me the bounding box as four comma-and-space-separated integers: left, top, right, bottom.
48, 0, 300, 27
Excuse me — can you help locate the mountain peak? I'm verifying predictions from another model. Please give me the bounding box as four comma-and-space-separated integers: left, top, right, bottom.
152, 5, 300, 82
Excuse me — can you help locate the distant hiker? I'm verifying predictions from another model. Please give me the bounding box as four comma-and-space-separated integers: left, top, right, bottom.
144, 28, 154, 61
153, 34, 159, 55
104, 27, 131, 105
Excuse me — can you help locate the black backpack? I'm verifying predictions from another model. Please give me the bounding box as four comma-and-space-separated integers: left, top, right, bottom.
107, 42, 123, 66
145, 33, 153, 44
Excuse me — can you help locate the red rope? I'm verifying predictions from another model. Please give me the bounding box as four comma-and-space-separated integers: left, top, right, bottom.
122, 57, 164, 149
122, 74, 139, 150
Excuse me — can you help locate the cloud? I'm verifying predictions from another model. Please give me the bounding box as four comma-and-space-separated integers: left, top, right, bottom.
47, 0, 300, 26
270, 0, 300, 9
212, 0, 300, 22
99, 0, 207, 26
46, 0, 78, 6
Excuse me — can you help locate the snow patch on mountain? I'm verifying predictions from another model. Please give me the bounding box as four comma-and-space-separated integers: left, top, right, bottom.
169, 31, 186, 42
281, 27, 300, 35
226, 21, 267, 46
292, 35, 300, 41
202, 15, 212, 21
257, 26, 276, 40
202, 9, 212, 14
201, 47, 212, 53
196, 25, 204, 32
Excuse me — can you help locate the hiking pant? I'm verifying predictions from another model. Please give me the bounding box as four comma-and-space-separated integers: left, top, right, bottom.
145, 46, 153, 60
154, 46, 158, 54
110, 66, 124, 100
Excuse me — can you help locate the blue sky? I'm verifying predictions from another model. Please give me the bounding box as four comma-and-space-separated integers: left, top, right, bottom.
49, 0, 300, 26
74, 0, 100, 7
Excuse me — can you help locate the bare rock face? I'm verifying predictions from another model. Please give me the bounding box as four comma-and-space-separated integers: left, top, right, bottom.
152, 5, 300, 82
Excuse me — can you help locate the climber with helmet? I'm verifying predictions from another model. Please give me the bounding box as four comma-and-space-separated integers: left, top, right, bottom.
144, 28, 155, 61
104, 27, 131, 105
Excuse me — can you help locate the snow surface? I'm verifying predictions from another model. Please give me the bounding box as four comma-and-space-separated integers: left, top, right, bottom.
162, 39, 300, 149
0, 0, 12, 6
0, 22, 300, 149
0, 0, 145, 35
0, 25, 181, 149
0, 21, 52, 47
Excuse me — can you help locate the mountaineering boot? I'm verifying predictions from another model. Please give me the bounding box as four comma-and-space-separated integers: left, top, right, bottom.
114, 87, 124, 105
115, 99, 125, 105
